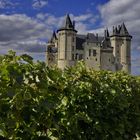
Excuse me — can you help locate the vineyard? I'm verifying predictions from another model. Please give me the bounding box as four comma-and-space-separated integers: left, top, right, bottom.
0, 51, 140, 140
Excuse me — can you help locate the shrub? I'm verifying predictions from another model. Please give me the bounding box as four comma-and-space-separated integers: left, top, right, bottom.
0, 51, 140, 140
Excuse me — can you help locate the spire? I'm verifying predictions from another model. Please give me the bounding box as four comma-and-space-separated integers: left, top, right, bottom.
52, 31, 57, 40
111, 23, 132, 38
48, 31, 57, 43
104, 28, 109, 39
57, 14, 77, 33
112, 26, 119, 36
118, 25, 121, 33
63, 14, 74, 29
113, 26, 115, 35
114, 26, 119, 34
120, 22, 129, 36
106, 28, 110, 37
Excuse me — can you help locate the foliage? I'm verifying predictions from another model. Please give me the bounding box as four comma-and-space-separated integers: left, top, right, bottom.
0, 51, 140, 140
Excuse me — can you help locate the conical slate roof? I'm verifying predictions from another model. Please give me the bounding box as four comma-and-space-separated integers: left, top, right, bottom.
57, 14, 77, 32
63, 14, 74, 29
120, 23, 129, 35
48, 31, 57, 43
106, 29, 109, 37
104, 29, 109, 38
114, 27, 119, 35
52, 31, 57, 40
111, 23, 131, 37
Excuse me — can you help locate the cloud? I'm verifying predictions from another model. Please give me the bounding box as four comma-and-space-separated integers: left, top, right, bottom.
0, 12, 99, 58
38, 11, 104, 35
71, 13, 93, 22
98, 0, 140, 38
70, 13, 98, 34
0, 14, 52, 55
32, 0, 48, 9
96, 0, 140, 75
0, 0, 18, 9
36, 13, 98, 34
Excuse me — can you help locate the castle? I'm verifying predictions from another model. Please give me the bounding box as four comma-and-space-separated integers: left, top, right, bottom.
46, 14, 132, 73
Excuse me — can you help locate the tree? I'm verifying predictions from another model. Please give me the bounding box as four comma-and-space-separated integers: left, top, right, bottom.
0, 51, 140, 140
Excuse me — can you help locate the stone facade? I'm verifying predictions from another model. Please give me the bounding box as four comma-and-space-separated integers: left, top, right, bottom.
46, 14, 132, 73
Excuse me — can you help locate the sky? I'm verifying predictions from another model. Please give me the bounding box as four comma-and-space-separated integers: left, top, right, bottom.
0, 0, 140, 75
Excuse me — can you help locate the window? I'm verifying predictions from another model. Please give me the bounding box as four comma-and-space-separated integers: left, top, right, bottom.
79, 54, 83, 60
93, 50, 96, 56
95, 58, 97, 61
75, 53, 78, 60
72, 46, 74, 51
72, 54, 75, 60
89, 49, 91, 56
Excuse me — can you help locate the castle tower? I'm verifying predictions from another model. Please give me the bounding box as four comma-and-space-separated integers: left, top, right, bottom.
110, 23, 132, 73
46, 31, 58, 66
57, 14, 77, 69
119, 23, 132, 73
110, 26, 122, 71
102, 28, 111, 48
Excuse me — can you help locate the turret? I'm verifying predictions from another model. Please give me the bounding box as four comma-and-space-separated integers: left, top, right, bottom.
101, 28, 110, 48
110, 23, 132, 73
47, 31, 57, 44
119, 23, 132, 73
46, 31, 58, 66
57, 14, 77, 69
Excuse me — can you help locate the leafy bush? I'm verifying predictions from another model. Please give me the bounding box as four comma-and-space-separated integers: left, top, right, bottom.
0, 51, 140, 140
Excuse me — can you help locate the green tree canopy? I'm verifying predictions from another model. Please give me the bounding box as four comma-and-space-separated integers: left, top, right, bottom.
0, 51, 140, 140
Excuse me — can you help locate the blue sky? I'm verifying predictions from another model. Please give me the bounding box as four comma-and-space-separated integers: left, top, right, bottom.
0, 0, 140, 75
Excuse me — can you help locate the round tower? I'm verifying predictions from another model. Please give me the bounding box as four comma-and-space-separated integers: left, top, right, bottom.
110, 26, 122, 70
57, 14, 77, 69
120, 23, 132, 73
110, 23, 132, 73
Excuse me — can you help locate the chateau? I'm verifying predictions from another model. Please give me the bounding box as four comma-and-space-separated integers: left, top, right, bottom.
46, 14, 132, 73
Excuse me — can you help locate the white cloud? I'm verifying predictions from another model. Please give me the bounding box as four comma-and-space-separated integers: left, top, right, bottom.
0, 0, 18, 9
32, 0, 48, 9
0, 12, 99, 57
36, 13, 98, 34
0, 0, 7, 8
0, 14, 52, 55
98, 0, 140, 75
71, 13, 93, 22
69, 13, 98, 34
